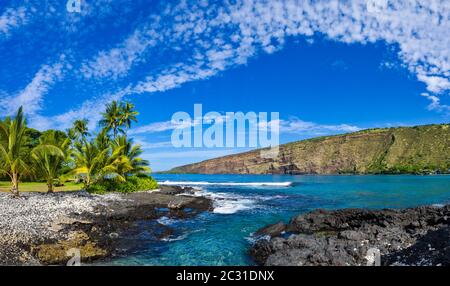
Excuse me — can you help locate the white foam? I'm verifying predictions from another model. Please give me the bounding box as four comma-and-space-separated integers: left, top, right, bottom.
213, 198, 255, 214
190, 189, 257, 214
158, 181, 293, 187
160, 233, 188, 242
432, 203, 445, 208
158, 180, 291, 215
157, 216, 179, 226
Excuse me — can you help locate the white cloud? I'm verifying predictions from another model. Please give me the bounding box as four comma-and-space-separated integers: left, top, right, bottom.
0, 57, 66, 116
128, 114, 222, 136
417, 74, 450, 94
27, 87, 130, 131
143, 149, 245, 160
0, 6, 28, 36
278, 117, 361, 135
128, 120, 179, 135
421, 92, 450, 113
28, 0, 450, 130
81, 27, 160, 79
132, 138, 174, 150
81, 0, 450, 102
129, 115, 359, 139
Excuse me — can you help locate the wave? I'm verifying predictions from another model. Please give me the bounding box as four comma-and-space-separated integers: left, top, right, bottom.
157, 216, 179, 226
190, 189, 283, 215
213, 198, 255, 214
158, 181, 293, 187
158, 180, 291, 215
160, 233, 188, 242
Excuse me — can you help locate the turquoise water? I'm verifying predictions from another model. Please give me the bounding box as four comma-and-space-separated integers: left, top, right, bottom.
106, 174, 450, 266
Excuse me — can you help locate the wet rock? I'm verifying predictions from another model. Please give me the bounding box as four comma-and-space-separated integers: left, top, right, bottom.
255, 221, 286, 237
158, 185, 197, 195
384, 226, 450, 266
250, 205, 450, 266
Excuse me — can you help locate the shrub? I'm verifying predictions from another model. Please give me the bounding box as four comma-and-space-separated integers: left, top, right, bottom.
86, 183, 108, 194
86, 175, 158, 194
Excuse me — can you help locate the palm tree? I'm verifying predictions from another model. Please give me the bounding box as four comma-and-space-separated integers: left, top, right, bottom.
0, 107, 30, 196
73, 135, 128, 189
121, 102, 139, 131
94, 128, 110, 151
31, 131, 70, 193
72, 119, 90, 140
100, 101, 123, 138
112, 136, 150, 177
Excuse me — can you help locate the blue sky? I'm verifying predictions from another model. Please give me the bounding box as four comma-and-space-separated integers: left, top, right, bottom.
0, 0, 449, 171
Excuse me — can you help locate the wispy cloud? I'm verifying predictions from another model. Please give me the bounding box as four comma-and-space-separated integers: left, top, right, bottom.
6, 0, 446, 130
129, 116, 360, 138
132, 138, 174, 150
421, 92, 450, 114
80, 26, 161, 79
279, 118, 361, 135
0, 6, 28, 36
68, 0, 450, 126
143, 149, 245, 160
27, 87, 130, 131
128, 120, 179, 135
0, 56, 67, 116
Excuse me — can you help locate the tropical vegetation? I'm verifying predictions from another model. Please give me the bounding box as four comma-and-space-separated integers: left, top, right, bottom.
0, 101, 157, 196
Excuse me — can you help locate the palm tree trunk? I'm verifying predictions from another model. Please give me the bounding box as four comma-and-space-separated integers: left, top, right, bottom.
85, 174, 91, 190
47, 179, 54, 193
11, 173, 20, 197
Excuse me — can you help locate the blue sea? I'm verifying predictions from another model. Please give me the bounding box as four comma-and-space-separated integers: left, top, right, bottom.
105, 174, 450, 266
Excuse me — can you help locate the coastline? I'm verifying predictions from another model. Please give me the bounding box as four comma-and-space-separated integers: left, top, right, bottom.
1, 179, 449, 266
250, 205, 450, 266
0, 185, 212, 266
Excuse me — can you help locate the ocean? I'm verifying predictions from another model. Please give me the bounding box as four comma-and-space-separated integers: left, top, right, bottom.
105, 174, 450, 266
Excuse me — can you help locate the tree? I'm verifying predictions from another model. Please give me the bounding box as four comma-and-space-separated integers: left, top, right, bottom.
100, 101, 139, 138
71, 119, 90, 141
31, 131, 70, 193
121, 101, 139, 131
112, 136, 150, 177
100, 101, 123, 138
0, 107, 31, 196
73, 133, 128, 189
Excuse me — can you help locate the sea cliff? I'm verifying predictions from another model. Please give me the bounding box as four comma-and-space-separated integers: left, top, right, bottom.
169, 124, 450, 175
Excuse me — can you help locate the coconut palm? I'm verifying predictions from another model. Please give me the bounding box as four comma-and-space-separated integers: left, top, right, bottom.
100, 101, 123, 139
31, 131, 71, 193
112, 136, 150, 177
68, 119, 90, 153
94, 128, 111, 151
73, 136, 128, 189
121, 101, 139, 131
72, 119, 90, 140
0, 107, 30, 196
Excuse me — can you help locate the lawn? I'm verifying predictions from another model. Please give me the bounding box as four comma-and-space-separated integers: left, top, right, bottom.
0, 181, 83, 193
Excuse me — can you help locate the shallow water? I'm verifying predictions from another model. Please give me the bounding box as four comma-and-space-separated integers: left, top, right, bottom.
105, 174, 450, 266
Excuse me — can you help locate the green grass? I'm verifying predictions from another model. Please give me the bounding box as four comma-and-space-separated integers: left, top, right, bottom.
0, 181, 83, 193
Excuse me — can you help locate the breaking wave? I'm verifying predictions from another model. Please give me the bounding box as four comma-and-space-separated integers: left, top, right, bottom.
158, 181, 293, 187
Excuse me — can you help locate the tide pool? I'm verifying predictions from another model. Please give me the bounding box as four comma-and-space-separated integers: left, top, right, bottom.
105, 174, 450, 266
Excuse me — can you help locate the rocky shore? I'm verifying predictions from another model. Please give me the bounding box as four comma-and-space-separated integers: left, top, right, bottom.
0, 186, 212, 265
250, 205, 450, 266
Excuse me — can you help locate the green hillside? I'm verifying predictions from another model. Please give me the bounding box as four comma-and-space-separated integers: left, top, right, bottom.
168, 124, 450, 175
